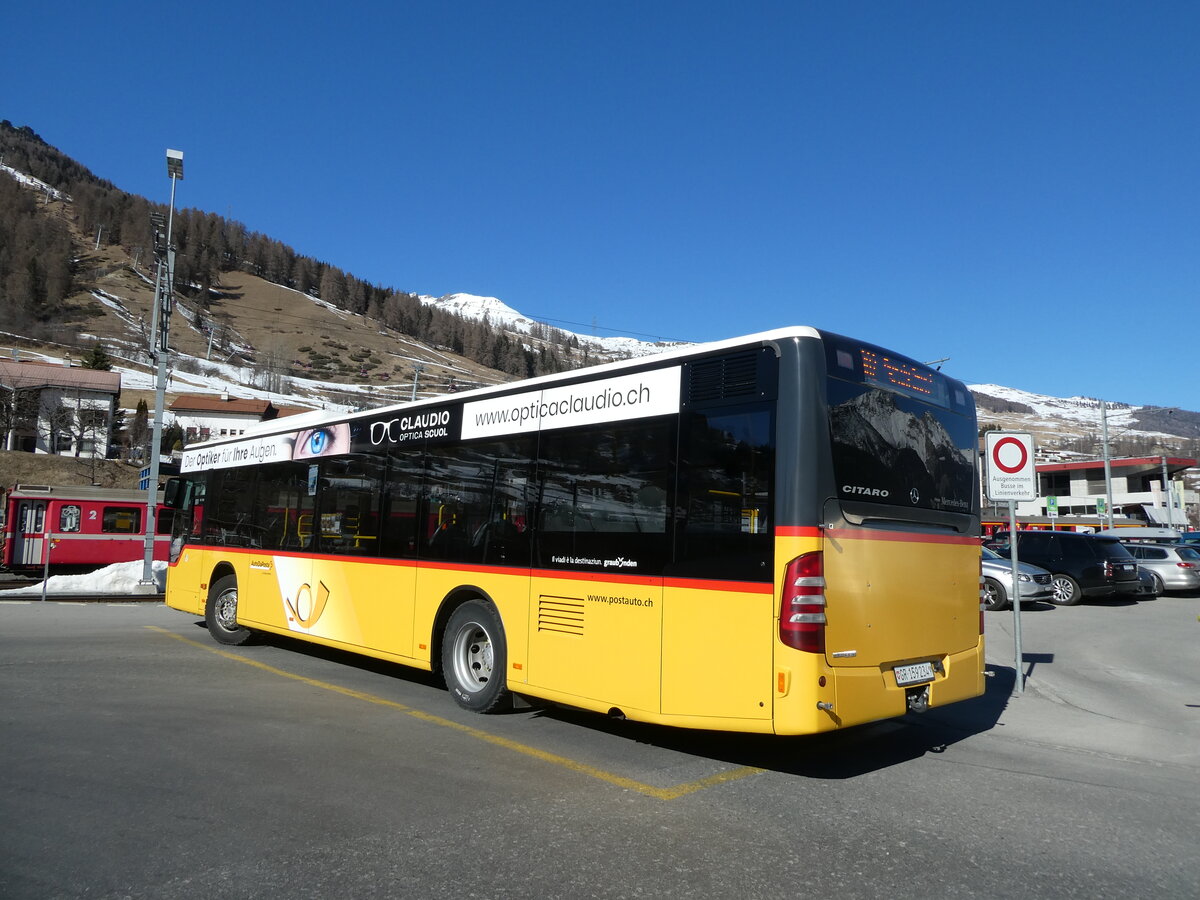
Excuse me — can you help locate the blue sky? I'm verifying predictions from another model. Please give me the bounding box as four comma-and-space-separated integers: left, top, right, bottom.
4, 2, 1198, 408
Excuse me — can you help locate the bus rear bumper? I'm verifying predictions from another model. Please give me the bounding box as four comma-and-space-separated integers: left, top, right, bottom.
810, 642, 985, 732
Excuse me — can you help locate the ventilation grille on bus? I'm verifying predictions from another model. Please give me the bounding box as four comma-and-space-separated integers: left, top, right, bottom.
538, 596, 585, 636
688, 351, 760, 402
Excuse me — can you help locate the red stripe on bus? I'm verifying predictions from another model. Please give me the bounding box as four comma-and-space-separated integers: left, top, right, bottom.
175, 546, 773, 592
662, 577, 774, 593
776, 526, 822, 537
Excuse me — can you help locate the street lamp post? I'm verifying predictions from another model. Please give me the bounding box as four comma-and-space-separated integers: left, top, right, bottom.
1161, 455, 1178, 528
1100, 399, 1115, 530
138, 149, 183, 590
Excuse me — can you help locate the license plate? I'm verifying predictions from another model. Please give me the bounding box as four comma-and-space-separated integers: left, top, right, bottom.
894, 661, 935, 686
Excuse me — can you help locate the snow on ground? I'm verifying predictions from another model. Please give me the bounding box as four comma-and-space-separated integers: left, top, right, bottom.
6, 560, 166, 595
1, 163, 70, 200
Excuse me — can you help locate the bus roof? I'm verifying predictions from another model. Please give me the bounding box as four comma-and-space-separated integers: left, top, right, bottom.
184, 325, 823, 452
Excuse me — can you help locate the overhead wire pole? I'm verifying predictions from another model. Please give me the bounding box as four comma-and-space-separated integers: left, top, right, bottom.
139, 149, 183, 590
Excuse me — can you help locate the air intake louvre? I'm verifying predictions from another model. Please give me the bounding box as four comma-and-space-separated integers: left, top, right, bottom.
538, 596, 585, 636
688, 351, 760, 402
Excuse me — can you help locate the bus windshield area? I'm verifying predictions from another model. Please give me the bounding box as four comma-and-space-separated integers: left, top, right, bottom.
826, 377, 977, 516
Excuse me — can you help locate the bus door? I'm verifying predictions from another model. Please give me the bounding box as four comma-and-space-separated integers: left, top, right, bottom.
14, 501, 47, 566
661, 404, 776, 722
526, 428, 668, 716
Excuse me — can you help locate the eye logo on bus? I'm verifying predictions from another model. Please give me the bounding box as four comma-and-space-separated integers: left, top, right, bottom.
292, 423, 351, 459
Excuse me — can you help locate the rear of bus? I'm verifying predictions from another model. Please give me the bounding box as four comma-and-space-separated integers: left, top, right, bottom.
773, 330, 984, 733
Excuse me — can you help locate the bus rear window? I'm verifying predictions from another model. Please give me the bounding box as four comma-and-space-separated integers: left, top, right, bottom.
826, 378, 976, 514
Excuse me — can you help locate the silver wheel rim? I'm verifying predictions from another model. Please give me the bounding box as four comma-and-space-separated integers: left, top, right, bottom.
215, 588, 239, 632
450, 619, 494, 691
1052, 577, 1073, 603
983, 581, 1001, 608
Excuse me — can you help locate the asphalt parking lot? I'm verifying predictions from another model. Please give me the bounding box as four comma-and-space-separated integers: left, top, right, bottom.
2, 593, 1197, 899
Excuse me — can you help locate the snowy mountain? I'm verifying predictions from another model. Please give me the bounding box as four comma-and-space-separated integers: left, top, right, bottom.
969, 383, 1200, 443
420, 293, 691, 359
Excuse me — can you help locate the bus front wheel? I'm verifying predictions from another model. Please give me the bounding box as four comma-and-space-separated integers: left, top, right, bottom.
206, 575, 254, 645
442, 599, 512, 713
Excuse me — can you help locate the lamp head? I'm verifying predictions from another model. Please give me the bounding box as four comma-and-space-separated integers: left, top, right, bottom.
166, 149, 184, 180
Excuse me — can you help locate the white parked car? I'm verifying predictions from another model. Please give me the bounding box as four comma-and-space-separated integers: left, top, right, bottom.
981, 546, 1054, 611
1121, 542, 1200, 594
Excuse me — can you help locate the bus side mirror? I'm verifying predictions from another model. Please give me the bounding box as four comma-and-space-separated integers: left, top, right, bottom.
164, 477, 188, 508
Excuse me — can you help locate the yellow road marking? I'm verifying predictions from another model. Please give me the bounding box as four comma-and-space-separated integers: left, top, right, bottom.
147, 626, 762, 800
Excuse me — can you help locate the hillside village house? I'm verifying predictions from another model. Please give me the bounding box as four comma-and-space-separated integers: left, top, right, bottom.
0, 359, 120, 458
168, 393, 307, 444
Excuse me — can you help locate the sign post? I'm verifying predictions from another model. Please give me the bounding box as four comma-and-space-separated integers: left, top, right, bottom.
985, 432, 1037, 695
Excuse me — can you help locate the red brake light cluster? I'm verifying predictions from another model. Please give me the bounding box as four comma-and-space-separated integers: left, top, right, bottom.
780, 552, 826, 654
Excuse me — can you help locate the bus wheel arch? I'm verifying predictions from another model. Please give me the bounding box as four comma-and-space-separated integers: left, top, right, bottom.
205, 568, 254, 646
436, 589, 512, 713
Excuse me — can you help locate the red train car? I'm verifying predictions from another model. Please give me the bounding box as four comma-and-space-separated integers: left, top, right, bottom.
0, 484, 171, 574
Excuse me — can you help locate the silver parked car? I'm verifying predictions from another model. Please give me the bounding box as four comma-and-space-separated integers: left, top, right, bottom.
981, 546, 1054, 611
1121, 543, 1200, 594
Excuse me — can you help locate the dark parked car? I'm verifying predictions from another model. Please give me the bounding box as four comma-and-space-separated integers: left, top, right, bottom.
987, 531, 1140, 606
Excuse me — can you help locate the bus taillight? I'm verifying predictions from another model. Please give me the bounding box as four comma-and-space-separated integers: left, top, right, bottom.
780, 551, 826, 654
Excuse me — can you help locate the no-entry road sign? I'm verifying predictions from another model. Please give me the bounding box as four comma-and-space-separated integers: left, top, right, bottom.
986, 431, 1036, 501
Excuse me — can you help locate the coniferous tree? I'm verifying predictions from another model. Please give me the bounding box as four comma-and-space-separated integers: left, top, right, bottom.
127, 399, 150, 461
80, 342, 113, 370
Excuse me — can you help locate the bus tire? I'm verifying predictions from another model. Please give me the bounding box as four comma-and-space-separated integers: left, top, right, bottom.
1050, 574, 1081, 606
441, 599, 511, 713
982, 577, 1009, 611
206, 575, 254, 645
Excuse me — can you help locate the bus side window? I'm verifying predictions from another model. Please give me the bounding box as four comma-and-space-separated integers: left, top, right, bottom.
255, 463, 313, 551
672, 405, 775, 582
203, 469, 260, 547
314, 455, 385, 557
535, 420, 672, 572
420, 439, 533, 566
378, 450, 421, 558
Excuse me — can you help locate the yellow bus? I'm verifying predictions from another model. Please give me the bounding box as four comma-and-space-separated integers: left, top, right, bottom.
163, 327, 984, 734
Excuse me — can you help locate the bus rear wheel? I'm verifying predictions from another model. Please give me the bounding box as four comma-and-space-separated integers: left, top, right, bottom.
206, 575, 254, 645
442, 599, 511, 713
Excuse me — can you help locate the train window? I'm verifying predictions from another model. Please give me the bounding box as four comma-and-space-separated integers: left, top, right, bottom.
59, 505, 82, 533
102, 506, 142, 533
